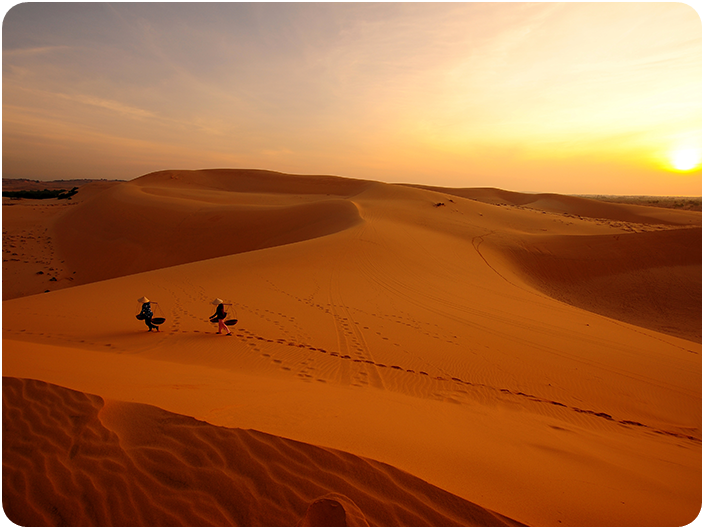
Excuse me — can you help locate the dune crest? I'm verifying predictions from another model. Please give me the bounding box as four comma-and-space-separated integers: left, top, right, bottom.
2, 377, 521, 527
53, 170, 365, 286
502, 227, 701, 341
134, 168, 373, 196
409, 185, 701, 225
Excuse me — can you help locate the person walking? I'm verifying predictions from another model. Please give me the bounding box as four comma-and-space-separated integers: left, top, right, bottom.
210, 298, 232, 335
138, 296, 159, 332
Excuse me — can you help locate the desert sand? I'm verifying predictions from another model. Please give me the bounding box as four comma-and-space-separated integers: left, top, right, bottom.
2, 169, 701, 526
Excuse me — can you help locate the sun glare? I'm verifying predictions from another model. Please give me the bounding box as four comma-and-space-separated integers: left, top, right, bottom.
669, 148, 701, 171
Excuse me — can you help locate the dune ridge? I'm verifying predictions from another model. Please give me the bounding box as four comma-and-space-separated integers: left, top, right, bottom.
53, 170, 365, 286
402, 184, 701, 341
3, 377, 520, 527
3, 169, 701, 526
6, 170, 701, 342
502, 227, 701, 341
134, 168, 374, 196
408, 184, 701, 225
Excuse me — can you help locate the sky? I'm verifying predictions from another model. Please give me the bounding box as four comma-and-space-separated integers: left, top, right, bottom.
2, 2, 702, 195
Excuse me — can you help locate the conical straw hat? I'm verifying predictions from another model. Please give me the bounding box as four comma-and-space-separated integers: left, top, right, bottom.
212, 298, 224, 305
138, 296, 150, 303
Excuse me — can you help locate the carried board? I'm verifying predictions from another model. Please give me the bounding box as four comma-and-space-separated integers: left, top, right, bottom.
210, 317, 238, 326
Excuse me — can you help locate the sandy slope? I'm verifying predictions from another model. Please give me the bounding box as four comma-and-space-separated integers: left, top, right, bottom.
2, 181, 120, 300
3, 377, 517, 526
3, 169, 701, 526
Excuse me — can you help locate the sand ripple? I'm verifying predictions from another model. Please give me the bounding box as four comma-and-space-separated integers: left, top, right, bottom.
3, 377, 521, 526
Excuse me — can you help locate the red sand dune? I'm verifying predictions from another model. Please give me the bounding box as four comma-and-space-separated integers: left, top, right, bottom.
3, 377, 518, 526
3, 169, 701, 526
503, 227, 701, 342
52, 170, 368, 286
410, 184, 701, 224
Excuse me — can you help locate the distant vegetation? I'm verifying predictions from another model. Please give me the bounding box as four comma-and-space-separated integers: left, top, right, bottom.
580, 195, 702, 212
2, 177, 122, 193
2, 187, 78, 200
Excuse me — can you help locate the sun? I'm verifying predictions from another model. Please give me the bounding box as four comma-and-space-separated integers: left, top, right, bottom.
669, 148, 701, 171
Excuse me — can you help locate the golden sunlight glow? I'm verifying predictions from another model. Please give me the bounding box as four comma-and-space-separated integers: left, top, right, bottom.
2, 3, 701, 194
669, 148, 702, 171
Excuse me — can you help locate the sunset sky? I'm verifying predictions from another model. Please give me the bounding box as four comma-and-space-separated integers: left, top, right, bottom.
3, 2, 702, 195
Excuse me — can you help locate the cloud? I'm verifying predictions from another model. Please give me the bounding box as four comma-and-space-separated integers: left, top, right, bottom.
2, 2, 700, 194
54, 93, 157, 120
3, 45, 73, 57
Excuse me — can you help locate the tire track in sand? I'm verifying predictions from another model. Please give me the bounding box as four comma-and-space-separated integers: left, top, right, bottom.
327, 250, 385, 390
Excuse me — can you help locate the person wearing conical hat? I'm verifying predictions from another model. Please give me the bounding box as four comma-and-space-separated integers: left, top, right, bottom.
137, 296, 159, 332
209, 298, 231, 336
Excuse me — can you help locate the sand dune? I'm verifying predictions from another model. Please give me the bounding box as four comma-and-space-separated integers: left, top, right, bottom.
3, 169, 701, 526
3, 377, 518, 526
410, 184, 701, 225
53, 170, 366, 286
2, 180, 122, 300
504, 227, 701, 341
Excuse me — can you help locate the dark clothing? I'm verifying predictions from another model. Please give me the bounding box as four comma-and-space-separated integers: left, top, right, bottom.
141, 302, 158, 331
210, 303, 230, 335
210, 304, 227, 321
141, 302, 153, 318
